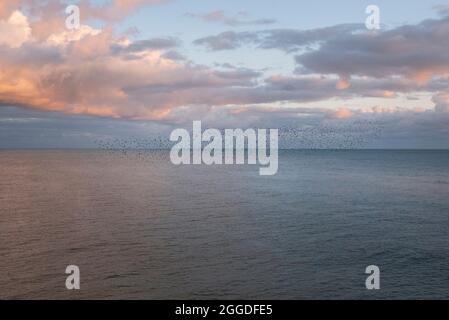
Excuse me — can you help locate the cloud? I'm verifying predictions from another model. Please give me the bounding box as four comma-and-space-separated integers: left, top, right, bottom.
80, 0, 168, 22
111, 37, 180, 55
193, 24, 362, 51
331, 107, 354, 119
1, 1, 449, 148
295, 17, 449, 83
0, 0, 26, 19
194, 16, 449, 107
4, 0, 168, 42
433, 92, 449, 112
0, 13, 264, 119
161, 50, 186, 61
434, 4, 449, 17
45, 25, 102, 47
195, 17, 449, 86
194, 31, 258, 50
4, 103, 449, 149
0, 13, 445, 122
0, 11, 31, 48
187, 10, 276, 27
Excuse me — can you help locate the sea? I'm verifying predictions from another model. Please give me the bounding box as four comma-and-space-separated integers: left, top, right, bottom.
0, 150, 448, 299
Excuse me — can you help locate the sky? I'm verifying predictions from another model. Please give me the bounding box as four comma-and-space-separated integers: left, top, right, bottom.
1, 0, 449, 148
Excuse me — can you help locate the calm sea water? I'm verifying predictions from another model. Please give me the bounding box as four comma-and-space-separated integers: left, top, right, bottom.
0, 150, 448, 299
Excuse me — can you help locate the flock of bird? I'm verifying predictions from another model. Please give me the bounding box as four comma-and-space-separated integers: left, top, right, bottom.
94, 136, 172, 161
278, 120, 384, 150
94, 120, 384, 159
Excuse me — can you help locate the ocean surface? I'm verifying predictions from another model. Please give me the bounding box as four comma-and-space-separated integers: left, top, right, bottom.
0, 150, 448, 299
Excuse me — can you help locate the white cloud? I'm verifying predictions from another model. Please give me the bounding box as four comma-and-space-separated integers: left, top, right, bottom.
0, 11, 31, 48
46, 25, 102, 46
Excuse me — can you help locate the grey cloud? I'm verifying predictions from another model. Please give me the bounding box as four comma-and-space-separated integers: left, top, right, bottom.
434, 4, 449, 16
0, 106, 174, 149
260, 75, 425, 101
187, 10, 276, 27
0, 42, 63, 65
255, 24, 363, 52
3, 104, 449, 149
195, 16, 449, 86
161, 50, 186, 61
193, 24, 363, 51
295, 17, 449, 80
211, 106, 449, 149
111, 37, 180, 55
194, 31, 258, 50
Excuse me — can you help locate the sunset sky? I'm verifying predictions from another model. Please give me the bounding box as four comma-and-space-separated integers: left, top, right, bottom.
1, 0, 449, 148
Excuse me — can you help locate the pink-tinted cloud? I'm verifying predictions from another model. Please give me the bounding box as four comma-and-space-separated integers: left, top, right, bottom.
1, 0, 449, 129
